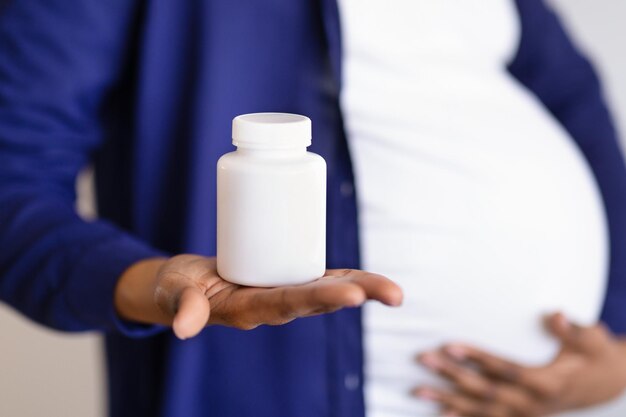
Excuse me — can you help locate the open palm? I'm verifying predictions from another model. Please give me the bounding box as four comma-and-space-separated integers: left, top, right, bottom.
149, 255, 403, 339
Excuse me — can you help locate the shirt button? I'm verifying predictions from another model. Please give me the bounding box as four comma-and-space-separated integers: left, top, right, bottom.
340, 181, 354, 197
344, 373, 360, 391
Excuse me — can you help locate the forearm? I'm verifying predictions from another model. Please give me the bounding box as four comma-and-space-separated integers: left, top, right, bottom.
0, 190, 164, 331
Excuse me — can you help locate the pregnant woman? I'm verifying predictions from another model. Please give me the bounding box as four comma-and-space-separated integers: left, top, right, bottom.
338, 0, 619, 416
2, 1, 626, 417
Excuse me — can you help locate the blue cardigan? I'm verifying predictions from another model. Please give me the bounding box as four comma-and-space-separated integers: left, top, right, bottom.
1, 1, 625, 416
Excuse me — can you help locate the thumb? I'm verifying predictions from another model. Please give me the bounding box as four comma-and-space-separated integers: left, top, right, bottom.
545, 312, 609, 354
171, 286, 211, 340
545, 312, 577, 344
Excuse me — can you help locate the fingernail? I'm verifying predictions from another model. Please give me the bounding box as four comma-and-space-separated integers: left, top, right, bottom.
419, 353, 443, 371
413, 387, 440, 401
444, 345, 467, 361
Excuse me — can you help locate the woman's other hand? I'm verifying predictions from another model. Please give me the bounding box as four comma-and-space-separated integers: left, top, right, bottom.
414, 313, 626, 417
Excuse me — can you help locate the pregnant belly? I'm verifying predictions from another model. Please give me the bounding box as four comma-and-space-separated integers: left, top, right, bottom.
355, 93, 608, 417
362, 178, 608, 415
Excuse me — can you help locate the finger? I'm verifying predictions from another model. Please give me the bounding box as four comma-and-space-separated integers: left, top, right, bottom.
419, 352, 538, 411
439, 344, 555, 397
326, 269, 404, 306
545, 312, 587, 349
306, 275, 369, 307
172, 286, 211, 340
544, 312, 574, 343
207, 269, 401, 329
153, 267, 213, 338
419, 352, 496, 399
244, 279, 368, 326
413, 387, 507, 417
545, 312, 611, 354
439, 344, 525, 383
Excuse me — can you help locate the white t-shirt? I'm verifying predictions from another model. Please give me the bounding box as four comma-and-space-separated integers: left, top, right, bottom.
337, 1, 609, 416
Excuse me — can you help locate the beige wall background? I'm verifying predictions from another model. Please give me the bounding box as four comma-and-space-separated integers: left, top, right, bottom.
1, 1, 626, 416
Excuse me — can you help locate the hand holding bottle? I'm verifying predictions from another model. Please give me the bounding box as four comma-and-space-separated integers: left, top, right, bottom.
114, 255, 403, 339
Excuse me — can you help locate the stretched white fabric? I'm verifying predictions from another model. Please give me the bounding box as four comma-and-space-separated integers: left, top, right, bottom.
337, 1, 609, 415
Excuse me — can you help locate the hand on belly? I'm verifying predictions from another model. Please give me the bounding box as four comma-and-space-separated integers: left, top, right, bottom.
413, 313, 626, 417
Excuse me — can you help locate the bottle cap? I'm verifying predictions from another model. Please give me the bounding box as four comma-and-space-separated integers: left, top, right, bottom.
232, 113, 312, 149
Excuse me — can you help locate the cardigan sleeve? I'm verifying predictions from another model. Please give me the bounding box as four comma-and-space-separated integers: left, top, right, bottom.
0, 0, 164, 335
509, 0, 626, 333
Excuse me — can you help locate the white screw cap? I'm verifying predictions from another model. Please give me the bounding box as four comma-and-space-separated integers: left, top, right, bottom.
232, 113, 312, 149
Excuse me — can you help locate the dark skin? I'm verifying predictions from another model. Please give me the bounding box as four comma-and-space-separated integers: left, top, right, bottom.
414, 313, 626, 417
114, 254, 403, 339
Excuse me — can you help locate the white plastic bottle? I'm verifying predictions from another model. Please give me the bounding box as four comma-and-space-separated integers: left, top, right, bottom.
217, 113, 327, 287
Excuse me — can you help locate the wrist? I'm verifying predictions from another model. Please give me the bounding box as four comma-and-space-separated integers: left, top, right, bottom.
114, 257, 169, 325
